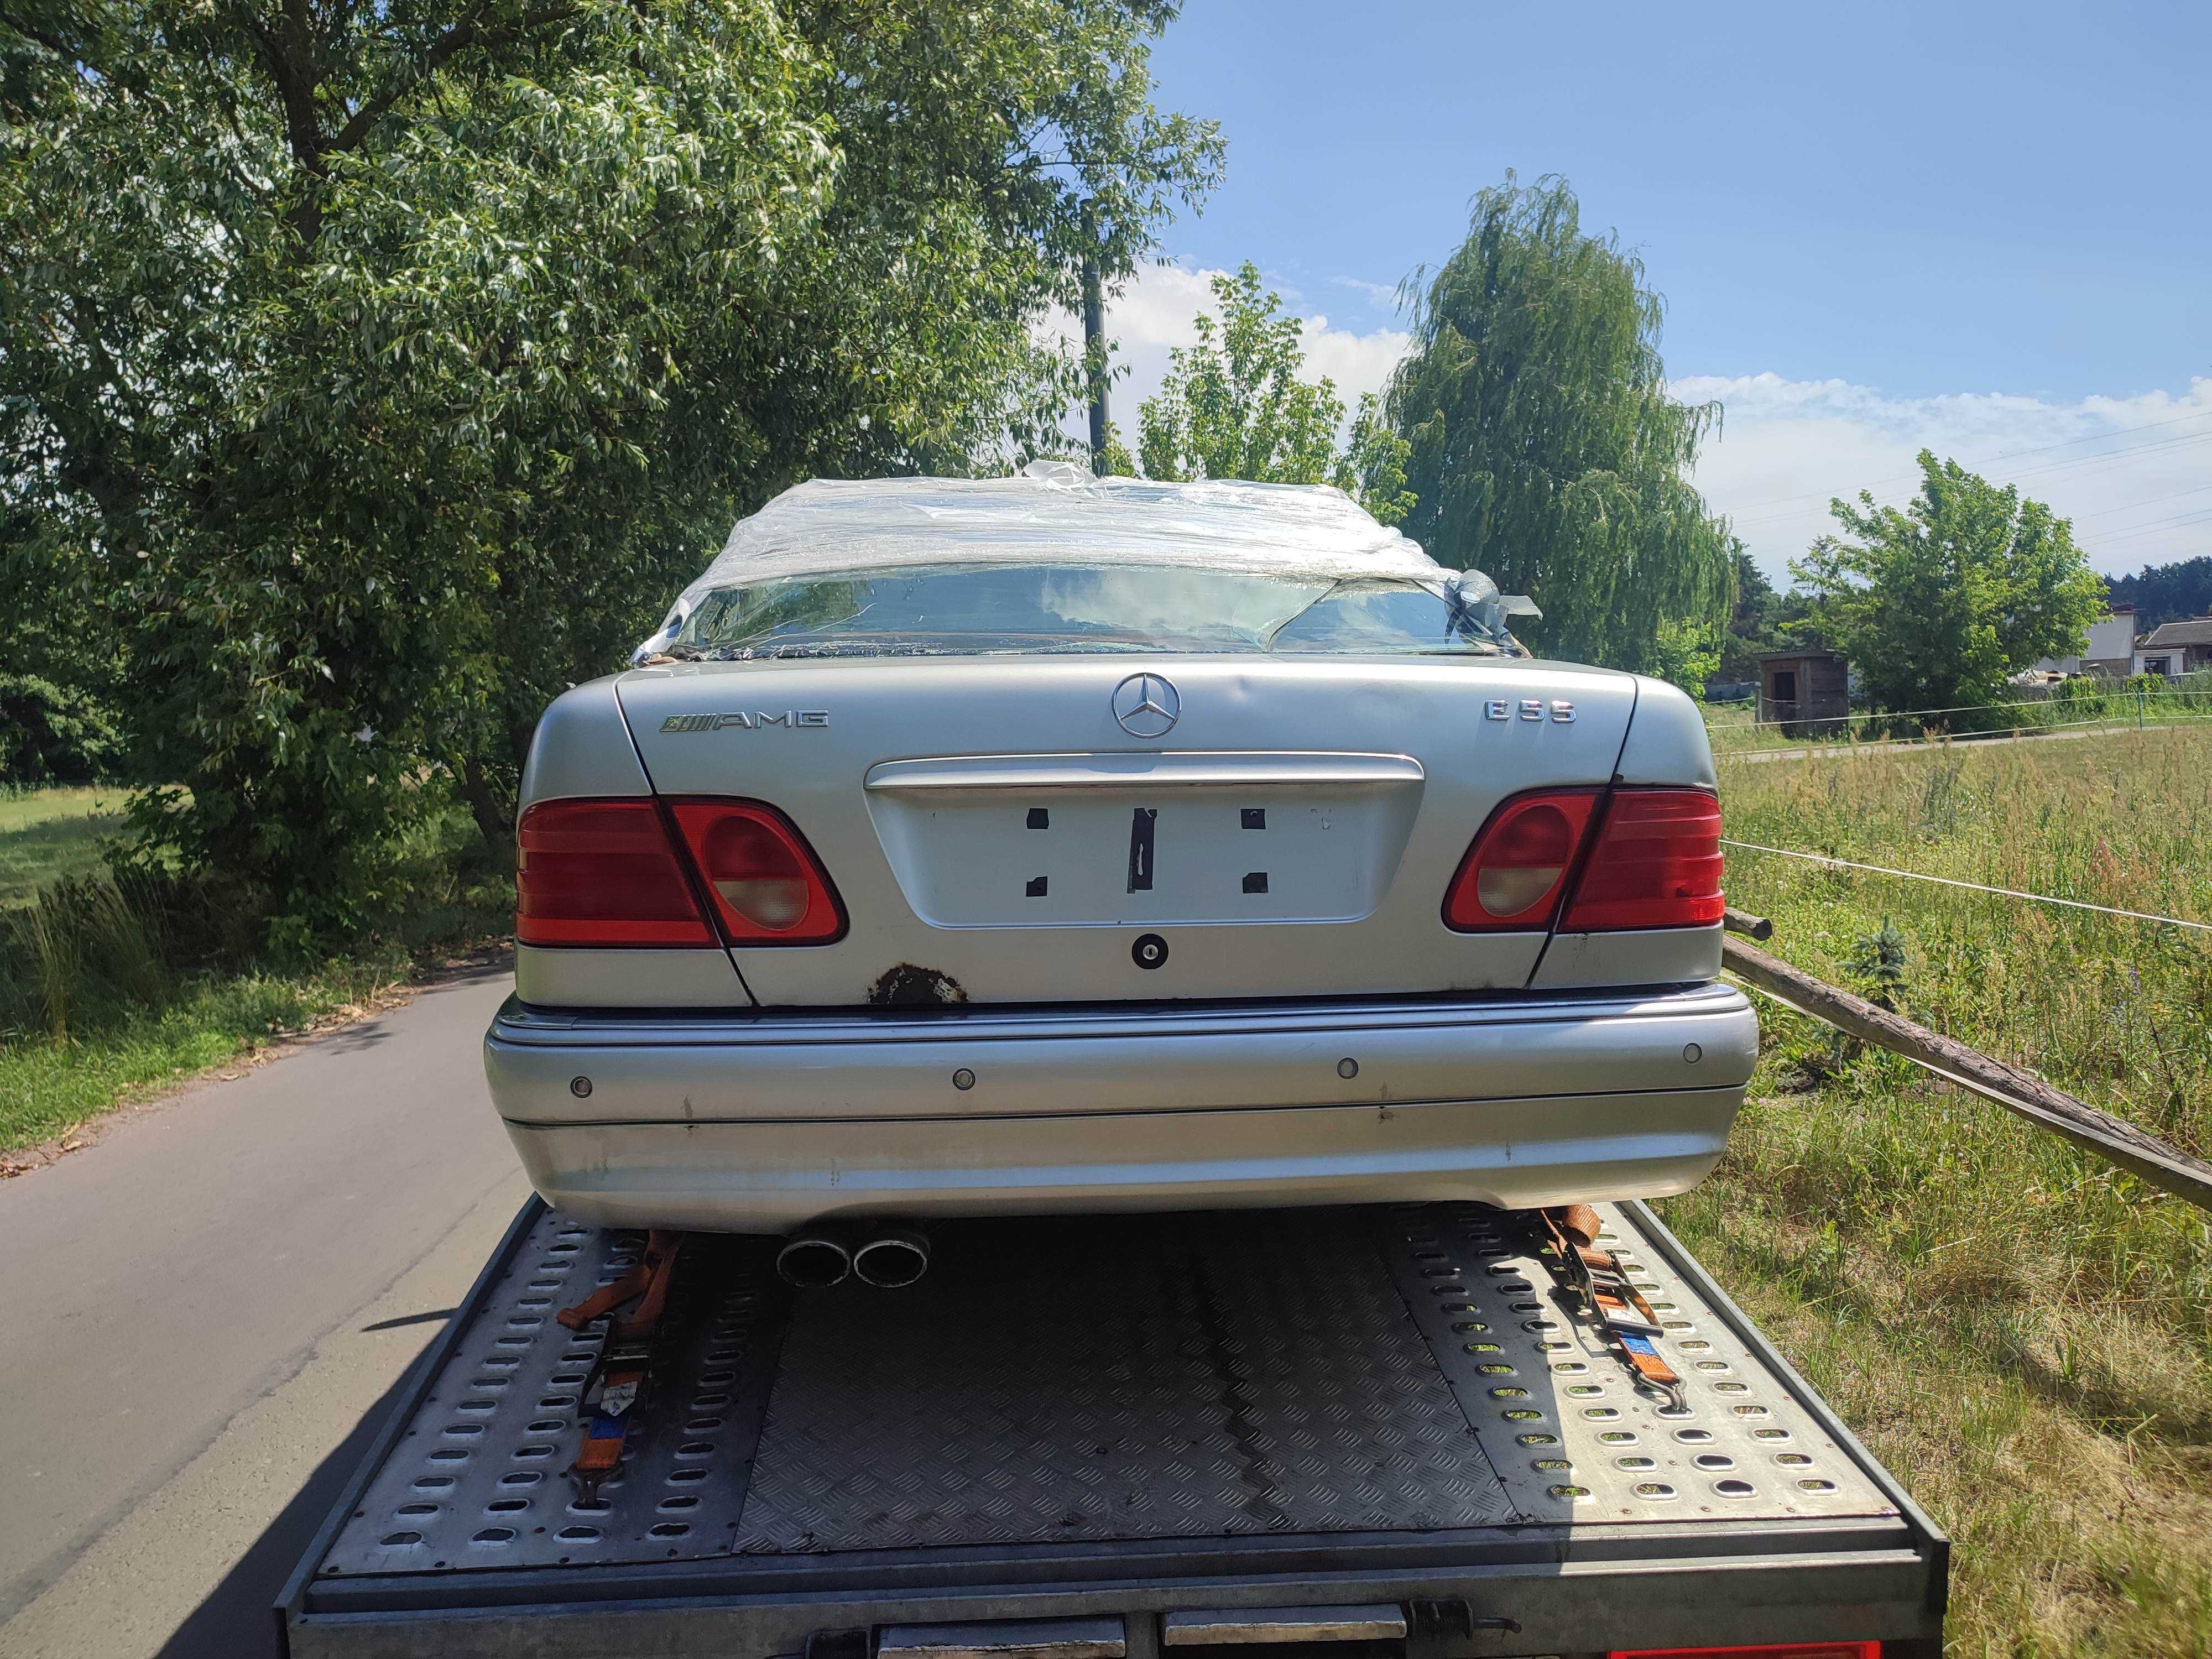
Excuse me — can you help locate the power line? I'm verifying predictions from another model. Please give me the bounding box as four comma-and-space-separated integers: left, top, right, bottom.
2072, 481, 2212, 523
1707, 680, 2208, 727
2090, 505, 2212, 549
1721, 839, 2212, 932
1716, 709, 2212, 759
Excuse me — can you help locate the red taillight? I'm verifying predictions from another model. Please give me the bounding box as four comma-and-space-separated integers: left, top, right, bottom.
1609, 1644, 1879, 1658
516, 799, 713, 947
1444, 785, 1723, 935
666, 800, 846, 945
1563, 788, 1725, 932
1443, 789, 1601, 931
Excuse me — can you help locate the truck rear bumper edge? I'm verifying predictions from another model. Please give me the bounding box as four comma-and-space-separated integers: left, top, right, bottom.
288, 1541, 1940, 1657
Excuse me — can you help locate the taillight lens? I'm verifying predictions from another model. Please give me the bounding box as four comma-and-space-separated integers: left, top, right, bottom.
1443, 789, 1600, 931
1609, 1644, 1878, 1658
1444, 785, 1724, 934
516, 799, 713, 947
1563, 788, 1725, 931
666, 801, 846, 945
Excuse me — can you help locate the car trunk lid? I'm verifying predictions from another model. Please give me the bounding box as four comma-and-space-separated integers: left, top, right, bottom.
614, 655, 1636, 1005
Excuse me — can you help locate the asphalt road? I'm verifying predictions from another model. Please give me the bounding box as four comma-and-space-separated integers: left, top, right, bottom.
0, 966, 530, 1659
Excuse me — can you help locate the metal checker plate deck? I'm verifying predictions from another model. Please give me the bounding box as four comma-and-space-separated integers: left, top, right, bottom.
733, 1209, 1515, 1552
319, 1202, 1892, 1578
1385, 1204, 1898, 1525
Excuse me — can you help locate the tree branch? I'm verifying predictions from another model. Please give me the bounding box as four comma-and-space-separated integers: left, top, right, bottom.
327, 1, 579, 155
242, 1, 324, 174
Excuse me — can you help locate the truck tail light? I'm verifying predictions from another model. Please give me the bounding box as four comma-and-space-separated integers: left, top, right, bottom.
1444, 786, 1723, 934
666, 800, 847, 945
1562, 788, 1725, 932
1609, 1644, 1879, 1658
516, 799, 714, 947
1443, 790, 1601, 931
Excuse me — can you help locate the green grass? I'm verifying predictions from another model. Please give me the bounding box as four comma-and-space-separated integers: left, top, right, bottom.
0, 957, 426, 1150
0, 785, 131, 906
0, 789, 512, 1154
1657, 721, 2212, 1656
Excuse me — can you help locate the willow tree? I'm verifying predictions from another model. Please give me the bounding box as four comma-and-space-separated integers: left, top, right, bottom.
1376, 176, 1732, 670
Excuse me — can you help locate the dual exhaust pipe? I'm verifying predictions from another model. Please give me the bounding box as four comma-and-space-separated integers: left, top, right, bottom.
776, 1225, 930, 1290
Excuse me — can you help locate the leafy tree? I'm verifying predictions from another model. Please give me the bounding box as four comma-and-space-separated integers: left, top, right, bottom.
1378, 175, 1732, 670
1714, 547, 1812, 684
1337, 395, 1417, 528
1136, 262, 1413, 524
0, 674, 126, 782
1793, 451, 2105, 721
0, 0, 1219, 933
1648, 617, 1724, 696
0, 504, 130, 782
2105, 554, 2212, 632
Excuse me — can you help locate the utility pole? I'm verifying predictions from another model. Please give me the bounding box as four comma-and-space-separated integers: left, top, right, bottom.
1081, 252, 1110, 475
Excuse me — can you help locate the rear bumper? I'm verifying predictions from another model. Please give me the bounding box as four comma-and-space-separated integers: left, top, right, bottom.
484, 983, 1758, 1232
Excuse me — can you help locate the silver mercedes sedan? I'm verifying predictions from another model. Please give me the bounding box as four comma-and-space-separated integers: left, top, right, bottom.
483, 468, 1753, 1278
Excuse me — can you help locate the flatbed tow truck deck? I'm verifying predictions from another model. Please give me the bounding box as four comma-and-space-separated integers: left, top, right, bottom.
278, 1200, 1945, 1658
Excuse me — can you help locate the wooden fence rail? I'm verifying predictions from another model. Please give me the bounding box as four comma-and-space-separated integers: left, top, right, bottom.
1717, 915, 2212, 1215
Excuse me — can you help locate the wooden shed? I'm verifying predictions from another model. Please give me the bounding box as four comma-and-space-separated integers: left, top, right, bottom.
1759, 649, 1848, 737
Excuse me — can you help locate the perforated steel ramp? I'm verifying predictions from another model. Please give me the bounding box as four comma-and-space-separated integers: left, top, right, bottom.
316, 1201, 1894, 1585
1380, 1206, 1898, 1526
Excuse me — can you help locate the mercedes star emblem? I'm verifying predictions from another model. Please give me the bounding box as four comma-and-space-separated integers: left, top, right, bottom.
1112, 672, 1181, 738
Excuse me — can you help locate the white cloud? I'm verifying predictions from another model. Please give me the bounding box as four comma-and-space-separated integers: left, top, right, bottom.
1049, 271, 2212, 583
1047, 260, 1411, 451
1332, 275, 1403, 307
1678, 373, 2212, 580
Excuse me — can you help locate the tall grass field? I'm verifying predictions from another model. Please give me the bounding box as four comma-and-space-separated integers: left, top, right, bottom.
1664, 722, 2212, 1655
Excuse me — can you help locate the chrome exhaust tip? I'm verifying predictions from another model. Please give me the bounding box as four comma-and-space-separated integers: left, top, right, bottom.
776, 1229, 852, 1289
852, 1227, 931, 1288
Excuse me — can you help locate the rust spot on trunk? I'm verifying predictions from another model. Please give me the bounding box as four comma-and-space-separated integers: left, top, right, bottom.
868, 964, 969, 1007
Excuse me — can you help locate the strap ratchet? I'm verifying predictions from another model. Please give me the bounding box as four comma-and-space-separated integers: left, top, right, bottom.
1538, 1206, 1686, 1411
559, 1229, 682, 1504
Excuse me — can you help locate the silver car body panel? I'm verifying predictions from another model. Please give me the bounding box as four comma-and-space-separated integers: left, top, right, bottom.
604, 654, 1694, 1004
1530, 925, 1724, 990
514, 943, 750, 1008
517, 676, 653, 801
485, 983, 1757, 1232
1612, 675, 1720, 789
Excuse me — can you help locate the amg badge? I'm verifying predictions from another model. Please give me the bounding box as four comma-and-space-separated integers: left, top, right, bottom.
662, 711, 830, 732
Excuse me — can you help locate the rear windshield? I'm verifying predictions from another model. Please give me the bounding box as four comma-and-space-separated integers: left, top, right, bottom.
664, 564, 1513, 660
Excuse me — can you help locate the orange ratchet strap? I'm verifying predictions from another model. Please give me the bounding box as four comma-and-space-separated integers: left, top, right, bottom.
560, 1230, 683, 1502
1539, 1206, 1685, 1406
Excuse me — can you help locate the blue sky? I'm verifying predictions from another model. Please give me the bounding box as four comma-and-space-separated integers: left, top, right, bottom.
1097, 1, 2212, 577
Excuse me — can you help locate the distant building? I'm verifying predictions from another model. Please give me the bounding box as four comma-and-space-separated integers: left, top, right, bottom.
2135, 617, 2212, 677
1758, 649, 1849, 737
2031, 606, 2138, 678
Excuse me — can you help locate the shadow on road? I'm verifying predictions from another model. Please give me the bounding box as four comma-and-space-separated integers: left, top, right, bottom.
359, 1307, 457, 1333
324, 959, 512, 1056
156, 1355, 430, 1659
